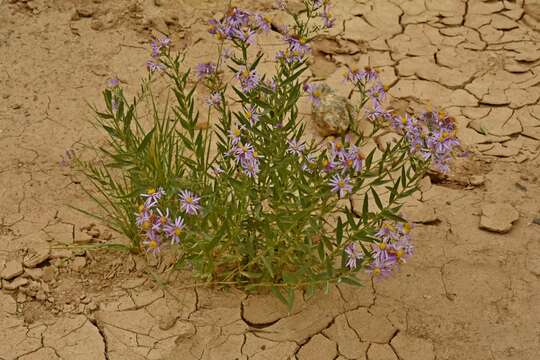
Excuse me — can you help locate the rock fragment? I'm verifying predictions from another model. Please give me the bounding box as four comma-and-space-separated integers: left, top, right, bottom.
479, 203, 519, 233
367, 343, 398, 360
1, 260, 23, 280
23, 247, 50, 268
3, 277, 29, 290
297, 334, 337, 360
390, 332, 435, 360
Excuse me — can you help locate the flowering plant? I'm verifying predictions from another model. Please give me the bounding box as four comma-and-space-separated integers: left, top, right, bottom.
77, 0, 460, 306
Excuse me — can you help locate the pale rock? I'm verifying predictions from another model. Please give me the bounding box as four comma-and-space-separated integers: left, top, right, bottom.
242, 333, 298, 360
121, 277, 146, 289
0, 316, 42, 358
480, 92, 510, 106
3, 277, 28, 290
462, 107, 491, 119
1, 260, 23, 280
504, 61, 532, 73
19, 348, 62, 360
389, 80, 477, 108
367, 343, 398, 360
506, 87, 540, 108
346, 308, 396, 343
469, 108, 522, 137
402, 200, 439, 224
503, 8, 525, 20
242, 293, 302, 325
96, 309, 155, 335
441, 16, 463, 25
479, 203, 519, 233
469, 1, 505, 15
297, 334, 338, 360
43, 316, 105, 360
131, 288, 163, 308
23, 246, 50, 268
311, 84, 356, 136
425, 0, 466, 16
0, 293, 17, 314
470, 175, 486, 186
323, 314, 368, 359
44, 222, 73, 244
491, 14, 519, 30
481, 141, 521, 157
457, 127, 510, 145
396, 57, 472, 87
344, 17, 379, 42
70, 256, 87, 272
390, 332, 435, 360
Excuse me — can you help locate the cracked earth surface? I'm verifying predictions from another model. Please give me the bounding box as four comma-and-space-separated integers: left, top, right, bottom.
1, 0, 540, 359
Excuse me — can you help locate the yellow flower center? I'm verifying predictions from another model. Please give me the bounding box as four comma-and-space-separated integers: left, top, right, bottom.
313, 89, 321, 97
147, 188, 156, 195
378, 243, 387, 250
396, 249, 404, 258
373, 268, 381, 276
322, 159, 329, 167
401, 116, 407, 125
175, 228, 182, 236
186, 197, 193, 204
160, 217, 167, 224
148, 240, 158, 249
338, 180, 345, 188
233, 128, 241, 137
142, 221, 151, 230
253, 151, 259, 158
138, 204, 144, 212
403, 223, 411, 233
347, 159, 353, 167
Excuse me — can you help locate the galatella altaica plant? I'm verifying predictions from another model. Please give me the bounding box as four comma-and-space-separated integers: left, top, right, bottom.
77, 0, 461, 307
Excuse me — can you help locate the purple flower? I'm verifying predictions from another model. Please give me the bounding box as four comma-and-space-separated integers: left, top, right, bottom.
329, 174, 352, 198
164, 216, 185, 244
302, 153, 318, 173
287, 139, 306, 156
321, 5, 335, 28
228, 126, 244, 145
232, 142, 254, 161
196, 62, 217, 80
345, 67, 378, 84
206, 92, 222, 108
143, 231, 162, 256
107, 78, 120, 88
179, 190, 201, 215
303, 83, 322, 107
345, 243, 364, 269
235, 66, 260, 93
212, 164, 225, 176
141, 187, 165, 202
366, 257, 394, 278
241, 156, 260, 177
150, 36, 171, 58
152, 208, 170, 231
147, 60, 165, 72
245, 106, 260, 126
255, 14, 271, 32
231, 28, 257, 45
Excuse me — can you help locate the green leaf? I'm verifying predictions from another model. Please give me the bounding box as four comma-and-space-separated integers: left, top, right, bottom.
340, 275, 364, 288
371, 187, 384, 210
336, 217, 343, 246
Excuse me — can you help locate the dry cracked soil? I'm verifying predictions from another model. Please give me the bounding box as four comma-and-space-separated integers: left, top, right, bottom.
1, 0, 540, 359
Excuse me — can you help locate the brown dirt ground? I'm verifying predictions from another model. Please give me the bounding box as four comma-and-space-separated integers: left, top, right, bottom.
1, 0, 540, 359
